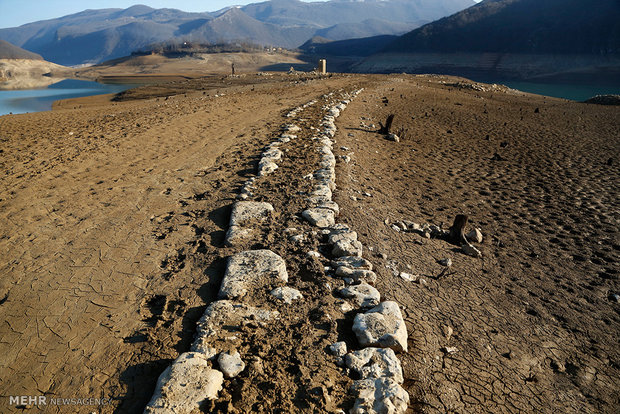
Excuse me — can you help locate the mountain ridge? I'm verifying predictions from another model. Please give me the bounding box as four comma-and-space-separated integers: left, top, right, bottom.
355, 0, 620, 81
0, 0, 474, 65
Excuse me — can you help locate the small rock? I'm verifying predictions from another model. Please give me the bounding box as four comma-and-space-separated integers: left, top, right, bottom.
350, 377, 409, 414
332, 237, 363, 257
442, 346, 459, 354
270, 286, 303, 304
399, 272, 416, 282
307, 251, 321, 259
339, 283, 381, 308
345, 347, 404, 383
438, 258, 452, 267
144, 352, 224, 413
387, 133, 400, 143
219, 250, 288, 300
217, 350, 245, 379
302, 208, 335, 228
329, 342, 348, 357
340, 301, 354, 312
466, 228, 483, 243
336, 267, 377, 284
402, 220, 420, 231
353, 301, 408, 352
258, 160, 278, 176
289, 234, 306, 243
462, 243, 482, 258
332, 256, 373, 270
391, 225, 401, 232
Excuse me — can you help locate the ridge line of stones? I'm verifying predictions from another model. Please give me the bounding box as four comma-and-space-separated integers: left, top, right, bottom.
301, 91, 409, 414
144, 90, 409, 414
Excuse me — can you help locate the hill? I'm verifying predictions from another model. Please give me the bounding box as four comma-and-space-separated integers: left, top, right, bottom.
0, 0, 474, 65
355, 0, 620, 81
0, 39, 42, 60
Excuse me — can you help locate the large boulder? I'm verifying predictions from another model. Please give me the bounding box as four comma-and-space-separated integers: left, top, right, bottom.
353, 301, 408, 352
219, 250, 288, 301
144, 352, 224, 414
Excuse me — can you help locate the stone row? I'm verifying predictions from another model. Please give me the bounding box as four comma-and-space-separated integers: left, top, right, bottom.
239, 100, 316, 200
145, 249, 290, 413
301, 90, 410, 414
144, 100, 319, 414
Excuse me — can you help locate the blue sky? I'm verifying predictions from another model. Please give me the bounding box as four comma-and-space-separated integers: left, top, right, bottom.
0, 0, 481, 29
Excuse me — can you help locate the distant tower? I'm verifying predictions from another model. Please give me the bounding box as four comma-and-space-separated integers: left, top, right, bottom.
318, 59, 327, 74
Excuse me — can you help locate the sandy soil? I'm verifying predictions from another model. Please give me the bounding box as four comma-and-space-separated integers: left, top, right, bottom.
74, 52, 312, 83
0, 59, 69, 90
0, 72, 618, 413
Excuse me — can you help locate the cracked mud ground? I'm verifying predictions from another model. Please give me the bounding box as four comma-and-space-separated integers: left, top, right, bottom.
0, 73, 618, 413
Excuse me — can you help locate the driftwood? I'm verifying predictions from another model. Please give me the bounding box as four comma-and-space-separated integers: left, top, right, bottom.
378, 114, 395, 134
449, 214, 468, 245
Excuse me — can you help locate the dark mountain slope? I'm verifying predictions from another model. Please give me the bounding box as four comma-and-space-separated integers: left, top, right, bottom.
356, 0, 620, 81
385, 0, 620, 55
301, 35, 398, 58
0, 39, 42, 60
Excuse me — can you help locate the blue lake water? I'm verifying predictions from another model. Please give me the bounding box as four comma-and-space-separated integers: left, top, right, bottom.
1, 78, 618, 117
0, 79, 136, 116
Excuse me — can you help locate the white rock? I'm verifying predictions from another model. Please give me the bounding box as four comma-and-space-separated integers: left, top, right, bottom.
312, 184, 333, 199
345, 347, 404, 383
340, 301, 354, 312
318, 201, 340, 216
270, 286, 303, 304
282, 124, 301, 132
462, 243, 482, 258
224, 225, 254, 247
329, 341, 348, 358
144, 352, 224, 414
332, 256, 373, 271
219, 250, 288, 300
218, 350, 245, 379
350, 378, 409, 414
399, 272, 416, 282
258, 160, 278, 176
332, 236, 363, 257
339, 283, 380, 308
302, 208, 335, 228
192, 300, 278, 356
229, 201, 274, 227
328, 229, 357, 245
335, 267, 377, 284
438, 258, 452, 267
353, 301, 408, 352
402, 220, 420, 231
387, 133, 400, 143
262, 147, 282, 161
307, 251, 321, 259
466, 228, 483, 243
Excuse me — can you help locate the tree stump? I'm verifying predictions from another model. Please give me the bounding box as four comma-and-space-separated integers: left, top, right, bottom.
449, 214, 468, 245
379, 114, 395, 134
